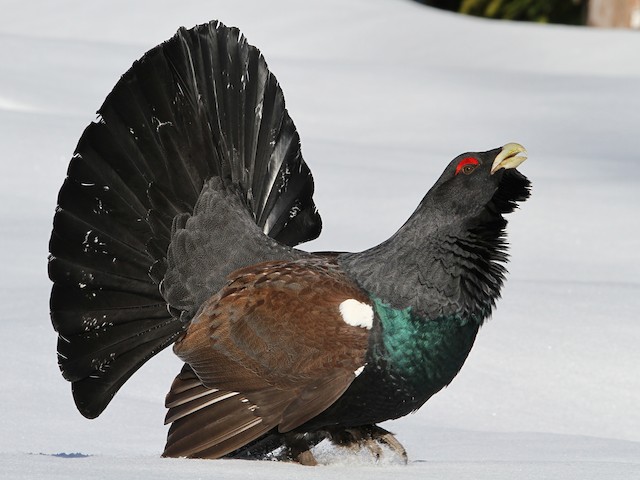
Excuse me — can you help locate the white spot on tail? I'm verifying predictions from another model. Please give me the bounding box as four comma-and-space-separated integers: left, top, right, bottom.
339, 299, 373, 330
354, 365, 365, 377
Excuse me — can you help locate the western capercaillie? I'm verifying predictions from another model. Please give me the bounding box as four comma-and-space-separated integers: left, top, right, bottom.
48, 20, 530, 464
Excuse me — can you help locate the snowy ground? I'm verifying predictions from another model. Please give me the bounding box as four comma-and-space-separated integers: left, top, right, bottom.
1, 0, 639, 478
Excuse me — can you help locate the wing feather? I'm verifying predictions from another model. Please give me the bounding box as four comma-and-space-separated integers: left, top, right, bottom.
163, 258, 372, 458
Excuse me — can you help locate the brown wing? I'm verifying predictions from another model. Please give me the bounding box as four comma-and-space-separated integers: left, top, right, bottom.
163, 365, 273, 458
163, 258, 371, 458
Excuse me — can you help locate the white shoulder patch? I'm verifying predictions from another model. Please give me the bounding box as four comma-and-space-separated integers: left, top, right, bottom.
339, 299, 374, 330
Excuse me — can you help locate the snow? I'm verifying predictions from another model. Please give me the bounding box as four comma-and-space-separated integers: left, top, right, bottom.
1, 0, 639, 478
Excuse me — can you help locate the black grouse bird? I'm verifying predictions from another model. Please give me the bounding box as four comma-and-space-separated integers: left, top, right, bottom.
48, 21, 530, 464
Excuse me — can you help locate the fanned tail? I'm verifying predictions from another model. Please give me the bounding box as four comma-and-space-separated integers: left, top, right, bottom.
49, 21, 321, 418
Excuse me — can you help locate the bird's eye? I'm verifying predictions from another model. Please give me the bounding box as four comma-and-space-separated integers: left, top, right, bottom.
455, 157, 480, 176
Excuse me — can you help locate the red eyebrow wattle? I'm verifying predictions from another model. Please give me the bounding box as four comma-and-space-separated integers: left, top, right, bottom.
455, 157, 480, 175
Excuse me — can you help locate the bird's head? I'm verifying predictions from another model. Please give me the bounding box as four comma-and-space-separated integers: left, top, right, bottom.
423, 143, 531, 226
339, 143, 531, 319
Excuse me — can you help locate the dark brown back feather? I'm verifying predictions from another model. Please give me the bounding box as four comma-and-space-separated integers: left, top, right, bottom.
163, 258, 371, 458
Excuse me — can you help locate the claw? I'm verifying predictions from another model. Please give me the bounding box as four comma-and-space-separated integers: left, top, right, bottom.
326, 425, 408, 464
283, 432, 320, 466
374, 430, 408, 464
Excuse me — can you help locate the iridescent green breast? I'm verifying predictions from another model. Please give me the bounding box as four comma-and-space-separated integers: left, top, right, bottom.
372, 297, 479, 396
297, 297, 482, 429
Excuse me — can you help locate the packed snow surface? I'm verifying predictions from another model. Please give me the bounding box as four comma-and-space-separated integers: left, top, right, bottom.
1, 0, 639, 478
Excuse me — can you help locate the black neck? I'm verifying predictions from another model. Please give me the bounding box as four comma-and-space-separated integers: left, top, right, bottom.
338, 189, 513, 324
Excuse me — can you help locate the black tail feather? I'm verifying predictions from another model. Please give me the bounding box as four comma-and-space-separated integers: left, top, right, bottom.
71, 330, 182, 418
49, 21, 321, 418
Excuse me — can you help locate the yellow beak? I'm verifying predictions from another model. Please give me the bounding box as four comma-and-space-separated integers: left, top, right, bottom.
491, 143, 527, 175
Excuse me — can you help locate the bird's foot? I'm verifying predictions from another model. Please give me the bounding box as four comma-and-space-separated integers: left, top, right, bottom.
326, 425, 408, 464
282, 433, 322, 466
227, 427, 407, 465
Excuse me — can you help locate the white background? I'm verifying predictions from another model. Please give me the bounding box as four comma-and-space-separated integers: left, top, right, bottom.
1, 0, 639, 478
